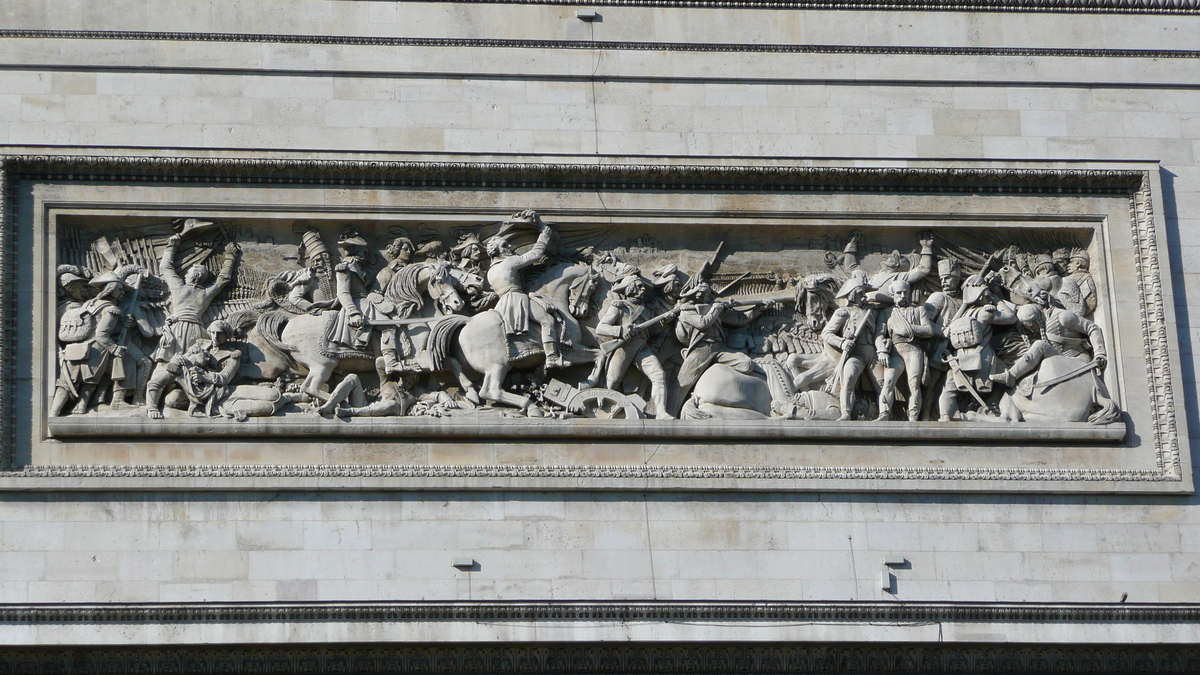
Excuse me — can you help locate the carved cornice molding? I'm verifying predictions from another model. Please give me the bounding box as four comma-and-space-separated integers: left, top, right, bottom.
0, 600, 1197, 624
2, 29, 1199, 59
341, 0, 1200, 15
0, 155, 1146, 195
2, 641, 1199, 674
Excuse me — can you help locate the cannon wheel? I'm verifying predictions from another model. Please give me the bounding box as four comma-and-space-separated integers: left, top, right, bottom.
567, 388, 643, 420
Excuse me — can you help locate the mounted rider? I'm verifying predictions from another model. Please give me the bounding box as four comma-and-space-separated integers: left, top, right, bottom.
326, 232, 419, 375
484, 210, 566, 369
989, 288, 1107, 389
672, 273, 767, 416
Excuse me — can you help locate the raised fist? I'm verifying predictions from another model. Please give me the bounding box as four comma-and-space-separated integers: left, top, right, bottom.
225, 242, 241, 256
167, 234, 182, 247
919, 230, 936, 249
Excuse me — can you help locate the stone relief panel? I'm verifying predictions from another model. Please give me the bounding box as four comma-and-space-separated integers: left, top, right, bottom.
1, 159, 1185, 492
47, 211, 1117, 429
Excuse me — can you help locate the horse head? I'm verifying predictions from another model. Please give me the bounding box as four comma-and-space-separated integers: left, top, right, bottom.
425, 261, 466, 315
796, 273, 840, 331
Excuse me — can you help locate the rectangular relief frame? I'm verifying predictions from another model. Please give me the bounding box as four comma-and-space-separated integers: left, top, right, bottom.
0, 155, 1189, 493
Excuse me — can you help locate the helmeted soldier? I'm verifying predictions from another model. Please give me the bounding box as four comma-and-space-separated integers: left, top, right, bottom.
671, 273, 767, 416
875, 279, 935, 421
937, 274, 1016, 421
1065, 248, 1098, 317
52, 271, 136, 416
485, 210, 565, 368
594, 273, 674, 419
821, 274, 881, 421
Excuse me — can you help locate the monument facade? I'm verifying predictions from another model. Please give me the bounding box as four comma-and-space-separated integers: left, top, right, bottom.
1, 0, 1200, 670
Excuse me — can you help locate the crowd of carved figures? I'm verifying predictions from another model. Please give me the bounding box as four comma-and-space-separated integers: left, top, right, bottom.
52, 210, 1120, 424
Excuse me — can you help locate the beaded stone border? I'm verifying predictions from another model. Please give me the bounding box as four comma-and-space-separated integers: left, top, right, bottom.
2, 29, 1199, 59
0, 156, 1181, 487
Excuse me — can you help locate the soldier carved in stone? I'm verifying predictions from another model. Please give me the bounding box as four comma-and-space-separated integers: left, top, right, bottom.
874, 279, 935, 422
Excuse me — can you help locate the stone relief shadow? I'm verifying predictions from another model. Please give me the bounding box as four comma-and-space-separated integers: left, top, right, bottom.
1158, 167, 1198, 498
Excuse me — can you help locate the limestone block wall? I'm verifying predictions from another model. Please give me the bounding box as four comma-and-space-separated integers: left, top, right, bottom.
2, 0, 1200, 645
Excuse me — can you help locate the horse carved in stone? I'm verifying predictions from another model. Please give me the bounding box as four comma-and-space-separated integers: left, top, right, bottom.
242, 261, 466, 397
427, 261, 602, 411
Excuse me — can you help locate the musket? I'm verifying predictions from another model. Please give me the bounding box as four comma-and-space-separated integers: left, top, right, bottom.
827, 304, 876, 394
585, 306, 685, 387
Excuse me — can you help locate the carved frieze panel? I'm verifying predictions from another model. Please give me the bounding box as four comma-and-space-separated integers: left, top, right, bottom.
0, 157, 1188, 492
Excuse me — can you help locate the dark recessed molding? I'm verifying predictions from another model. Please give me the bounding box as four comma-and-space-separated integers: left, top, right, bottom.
0, 155, 1147, 195
1, 600, 1198, 624
2, 641, 1199, 674
2, 29, 1199, 59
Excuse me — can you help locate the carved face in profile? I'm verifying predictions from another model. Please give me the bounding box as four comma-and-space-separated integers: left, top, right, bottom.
1070, 255, 1089, 274
387, 238, 414, 264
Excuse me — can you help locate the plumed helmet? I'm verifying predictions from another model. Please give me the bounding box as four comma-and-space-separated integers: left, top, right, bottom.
612, 273, 645, 296
206, 319, 234, 338
678, 273, 710, 299
960, 274, 990, 305
1033, 253, 1055, 274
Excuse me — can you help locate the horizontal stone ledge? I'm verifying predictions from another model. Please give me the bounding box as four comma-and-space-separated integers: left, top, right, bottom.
46, 417, 1128, 443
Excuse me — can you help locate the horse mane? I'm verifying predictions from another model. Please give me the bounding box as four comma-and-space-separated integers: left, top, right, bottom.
384, 262, 428, 318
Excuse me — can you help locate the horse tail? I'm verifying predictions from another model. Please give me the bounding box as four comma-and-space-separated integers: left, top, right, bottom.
253, 310, 299, 372
427, 314, 470, 371
1088, 391, 1122, 425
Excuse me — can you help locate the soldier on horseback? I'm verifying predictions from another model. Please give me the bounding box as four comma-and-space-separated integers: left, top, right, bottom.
989, 290, 1107, 389
484, 210, 566, 369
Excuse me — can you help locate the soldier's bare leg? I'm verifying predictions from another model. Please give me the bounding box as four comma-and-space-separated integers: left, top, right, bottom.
144, 361, 175, 420
635, 350, 672, 420
901, 347, 925, 422
317, 373, 365, 416
877, 352, 904, 421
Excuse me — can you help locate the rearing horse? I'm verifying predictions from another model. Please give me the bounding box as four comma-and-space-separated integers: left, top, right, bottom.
428, 261, 601, 411
248, 261, 465, 397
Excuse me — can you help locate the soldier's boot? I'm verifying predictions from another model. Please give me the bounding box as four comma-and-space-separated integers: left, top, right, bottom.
111, 386, 131, 409
50, 387, 71, 418
543, 343, 565, 369
72, 384, 96, 415
876, 393, 894, 422
988, 369, 1017, 388
380, 348, 401, 374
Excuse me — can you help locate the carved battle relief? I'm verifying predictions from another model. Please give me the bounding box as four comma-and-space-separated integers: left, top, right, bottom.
47, 210, 1120, 430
